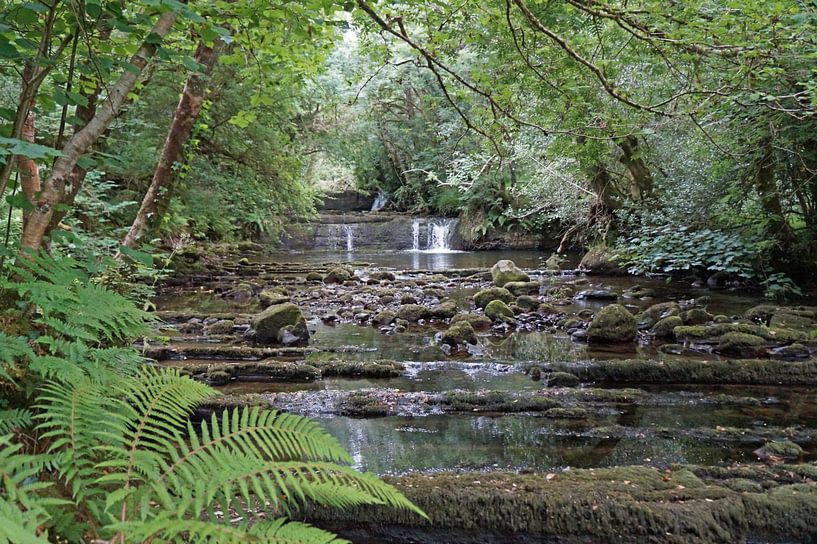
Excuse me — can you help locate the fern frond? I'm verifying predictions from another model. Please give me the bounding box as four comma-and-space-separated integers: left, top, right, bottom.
111, 516, 348, 544
0, 333, 33, 384
0, 409, 33, 434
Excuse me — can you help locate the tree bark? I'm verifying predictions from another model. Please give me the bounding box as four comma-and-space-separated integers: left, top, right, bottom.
19, 109, 41, 229
19, 9, 179, 253
122, 39, 220, 249
616, 136, 653, 199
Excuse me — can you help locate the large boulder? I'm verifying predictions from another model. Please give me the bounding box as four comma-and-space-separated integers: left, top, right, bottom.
485, 300, 514, 322
491, 260, 529, 287
397, 304, 430, 322
251, 303, 309, 345
259, 289, 289, 308
473, 287, 514, 309
579, 247, 627, 275
441, 321, 477, 346
323, 267, 353, 284
587, 304, 637, 343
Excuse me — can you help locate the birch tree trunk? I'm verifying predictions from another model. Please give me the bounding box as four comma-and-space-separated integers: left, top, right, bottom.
19, 109, 41, 229
122, 39, 219, 249
19, 9, 179, 253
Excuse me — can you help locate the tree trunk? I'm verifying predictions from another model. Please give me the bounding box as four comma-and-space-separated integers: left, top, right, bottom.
19, 109, 41, 229
19, 10, 178, 254
122, 39, 220, 249
616, 136, 653, 199
755, 140, 793, 255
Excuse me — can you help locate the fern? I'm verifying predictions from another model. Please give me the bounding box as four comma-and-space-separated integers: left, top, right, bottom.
27, 367, 423, 542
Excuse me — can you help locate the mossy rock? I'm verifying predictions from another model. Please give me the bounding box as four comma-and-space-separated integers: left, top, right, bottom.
515, 295, 539, 312
315, 359, 404, 378
651, 315, 683, 338
675, 323, 805, 344
451, 313, 493, 331
371, 310, 397, 327
473, 287, 513, 309
323, 267, 353, 284
485, 300, 513, 322
770, 311, 816, 333
755, 440, 803, 460
370, 270, 396, 281
442, 390, 557, 412
504, 281, 538, 296
544, 406, 588, 419
441, 321, 477, 346
537, 303, 561, 316
637, 302, 680, 329
259, 289, 289, 308
490, 259, 529, 287
251, 303, 309, 345
682, 308, 713, 325
397, 304, 430, 322
342, 393, 389, 417
204, 319, 235, 335
587, 304, 636, 343
305, 271, 324, 282
579, 246, 627, 275
400, 294, 418, 305
546, 371, 579, 387
429, 300, 458, 319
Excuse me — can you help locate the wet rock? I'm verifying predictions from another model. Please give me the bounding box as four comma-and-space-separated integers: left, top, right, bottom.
706, 270, 738, 289
587, 304, 637, 343
770, 310, 816, 333
579, 246, 627, 275
223, 282, 254, 301
546, 371, 580, 387
770, 342, 811, 359
372, 310, 397, 327
545, 253, 566, 270
504, 281, 538, 296
251, 302, 309, 345
637, 302, 681, 329
575, 289, 618, 301
754, 440, 803, 461
397, 304, 430, 322
441, 321, 477, 346
429, 300, 458, 319
715, 332, 766, 357
204, 319, 235, 335
682, 308, 713, 325
623, 285, 655, 298
371, 270, 396, 281
259, 289, 289, 308
305, 271, 324, 282
571, 329, 587, 341
485, 300, 514, 322
651, 316, 683, 338
536, 303, 561, 316
529, 366, 542, 381
515, 295, 539, 312
451, 313, 493, 331
713, 314, 731, 324
491, 259, 530, 287
324, 267, 353, 284
473, 287, 514, 309
675, 323, 804, 344
658, 343, 693, 356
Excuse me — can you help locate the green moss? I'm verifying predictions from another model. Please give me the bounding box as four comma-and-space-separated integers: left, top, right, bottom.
176, 360, 320, 382
429, 300, 458, 319
716, 332, 767, 357
441, 321, 477, 345
323, 267, 353, 284
504, 281, 538, 296
342, 393, 389, 417
682, 308, 713, 325
543, 406, 588, 419
651, 315, 683, 337
490, 259, 530, 287
674, 323, 805, 343
451, 313, 493, 331
757, 440, 804, 459
484, 299, 513, 321
313, 359, 404, 378
551, 358, 817, 385
587, 304, 637, 343
305, 271, 324, 282
473, 287, 513, 309
397, 304, 430, 322
251, 302, 309, 344
371, 310, 397, 327
545, 371, 579, 387
441, 390, 558, 412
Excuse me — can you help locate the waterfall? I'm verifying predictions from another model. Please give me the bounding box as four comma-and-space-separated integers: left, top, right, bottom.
426, 219, 457, 252
371, 191, 387, 211
411, 219, 420, 251
344, 224, 354, 251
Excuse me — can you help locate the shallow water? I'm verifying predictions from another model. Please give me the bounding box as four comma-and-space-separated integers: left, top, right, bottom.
156, 248, 817, 476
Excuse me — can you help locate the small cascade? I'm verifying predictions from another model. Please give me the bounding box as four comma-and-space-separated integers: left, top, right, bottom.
411, 219, 421, 251
425, 218, 458, 253
344, 224, 354, 251
371, 191, 387, 211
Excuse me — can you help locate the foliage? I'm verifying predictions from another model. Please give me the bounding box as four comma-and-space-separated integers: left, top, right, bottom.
0, 367, 422, 543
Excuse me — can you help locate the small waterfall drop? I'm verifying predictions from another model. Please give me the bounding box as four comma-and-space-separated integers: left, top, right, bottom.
411, 219, 421, 251
371, 191, 387, 211
426, 218, 457, 253
344, 224, 354, 251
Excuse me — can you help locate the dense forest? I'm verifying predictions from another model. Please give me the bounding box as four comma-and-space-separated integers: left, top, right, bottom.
2, 0, 817, 543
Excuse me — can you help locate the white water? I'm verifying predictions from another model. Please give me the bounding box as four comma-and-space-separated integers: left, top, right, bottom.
344, 224, 354, 251
408, 218, 460, 253
371, 191, 387, 211
411, 219, 421, 251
